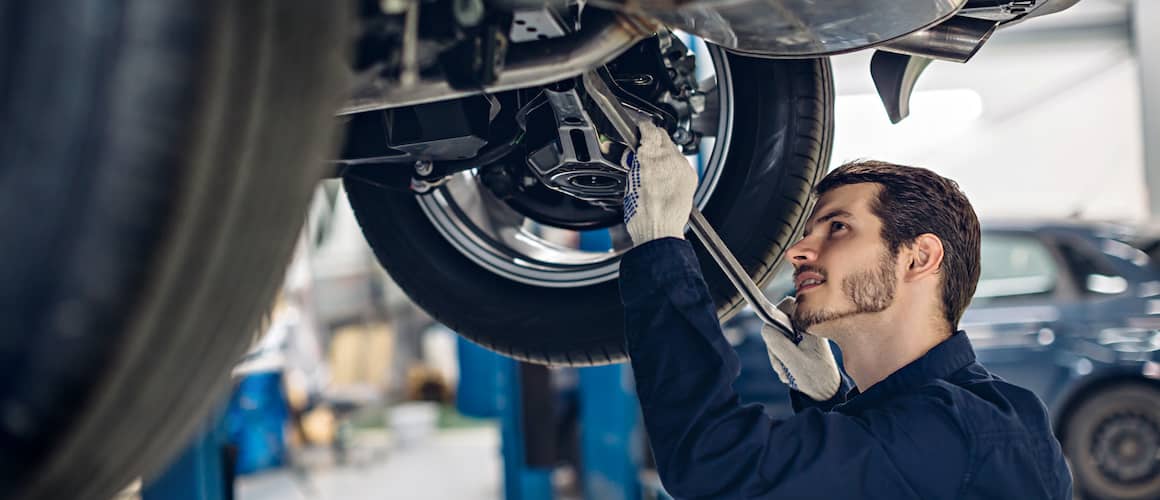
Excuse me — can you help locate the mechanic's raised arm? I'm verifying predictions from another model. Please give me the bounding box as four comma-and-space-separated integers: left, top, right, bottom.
616, 121, 950, 498
619, 238, 966, 498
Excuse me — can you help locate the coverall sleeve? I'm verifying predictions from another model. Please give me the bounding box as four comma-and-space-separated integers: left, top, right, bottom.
619, 238, 966, 499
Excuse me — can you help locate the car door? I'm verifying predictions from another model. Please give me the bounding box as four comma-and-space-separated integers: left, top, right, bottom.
960, 230, 1076, 398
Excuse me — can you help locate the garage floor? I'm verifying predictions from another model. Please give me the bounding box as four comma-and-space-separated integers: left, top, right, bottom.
237, 426, 502, 500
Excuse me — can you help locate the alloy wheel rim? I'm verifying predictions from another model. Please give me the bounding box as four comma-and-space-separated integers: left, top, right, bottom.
1092, 410, 1160, 484
417, 41, 735, 288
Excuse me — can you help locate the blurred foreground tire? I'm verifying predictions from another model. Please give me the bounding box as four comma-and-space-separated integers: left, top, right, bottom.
1063, 383, 1160, 500
0, 1, 351, 499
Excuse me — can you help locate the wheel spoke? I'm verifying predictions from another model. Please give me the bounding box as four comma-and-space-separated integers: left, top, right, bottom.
690, 75, 720, 138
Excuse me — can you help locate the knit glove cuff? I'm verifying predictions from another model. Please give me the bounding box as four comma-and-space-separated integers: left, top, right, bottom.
760, 298, 842, 401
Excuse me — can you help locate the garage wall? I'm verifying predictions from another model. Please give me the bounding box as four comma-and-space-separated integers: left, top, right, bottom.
827, 0, 1145, 222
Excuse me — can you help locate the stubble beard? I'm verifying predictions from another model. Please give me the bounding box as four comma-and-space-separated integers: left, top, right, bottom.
791, 250, 898, 335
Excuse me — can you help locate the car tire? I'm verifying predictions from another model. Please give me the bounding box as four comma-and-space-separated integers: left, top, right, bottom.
1063, 382, 1160, 500
0, 1, 351, 499
345, 52, 833, 365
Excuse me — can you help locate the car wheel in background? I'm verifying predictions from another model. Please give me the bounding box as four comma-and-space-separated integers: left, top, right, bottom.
1063, 382, 1160, 500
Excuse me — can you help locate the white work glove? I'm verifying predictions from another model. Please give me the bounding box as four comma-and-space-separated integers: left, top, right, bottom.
760, 298, 842, 401
622, 121, 698, 246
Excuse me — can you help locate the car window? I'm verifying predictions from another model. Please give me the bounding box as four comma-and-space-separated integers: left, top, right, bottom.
975, 234, 1059, 301
1057, 239, 1127, 296
1132, 237, 1160, 269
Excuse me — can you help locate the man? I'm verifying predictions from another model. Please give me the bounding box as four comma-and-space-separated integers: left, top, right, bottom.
619, 121, 1073, 499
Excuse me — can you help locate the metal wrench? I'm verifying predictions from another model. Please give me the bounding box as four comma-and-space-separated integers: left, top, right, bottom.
581, 70, 803, 344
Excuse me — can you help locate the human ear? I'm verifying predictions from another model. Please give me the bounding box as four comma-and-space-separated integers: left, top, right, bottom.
905, 233, 944, 281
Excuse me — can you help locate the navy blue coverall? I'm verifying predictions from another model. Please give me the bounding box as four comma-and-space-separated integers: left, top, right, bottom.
620, 238, 1073, 499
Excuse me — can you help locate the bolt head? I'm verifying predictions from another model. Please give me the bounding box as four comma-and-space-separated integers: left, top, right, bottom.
414, 160, 434, 176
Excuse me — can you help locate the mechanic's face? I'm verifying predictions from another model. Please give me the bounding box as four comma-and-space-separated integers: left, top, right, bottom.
785, 183, 899, 336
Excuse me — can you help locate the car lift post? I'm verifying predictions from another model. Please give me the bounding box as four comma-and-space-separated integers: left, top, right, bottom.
576, 229, 645, 500
140, 409, 233, 500
457, 336, 555, 500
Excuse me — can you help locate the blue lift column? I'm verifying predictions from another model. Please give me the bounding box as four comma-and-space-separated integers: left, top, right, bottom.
143, 369, 289, 500
578, 365, 642, 500
577, 229, 644, 500
141, 410, 231, 500
457, 336, 554, 500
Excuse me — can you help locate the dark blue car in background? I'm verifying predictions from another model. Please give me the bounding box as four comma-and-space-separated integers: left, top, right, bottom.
726, 220, 1160, 500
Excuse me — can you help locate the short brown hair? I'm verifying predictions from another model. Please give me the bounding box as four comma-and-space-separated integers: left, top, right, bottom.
815, 160, 981, 328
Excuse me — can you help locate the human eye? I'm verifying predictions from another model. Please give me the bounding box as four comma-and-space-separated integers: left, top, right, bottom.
828, 220, 848, 236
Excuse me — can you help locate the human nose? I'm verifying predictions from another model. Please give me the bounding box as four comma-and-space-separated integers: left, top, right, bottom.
786, 234, 818, 266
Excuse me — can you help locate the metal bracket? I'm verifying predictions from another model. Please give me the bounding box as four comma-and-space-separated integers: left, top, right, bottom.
870, 50, 933, 124
525, 86, 627, 209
